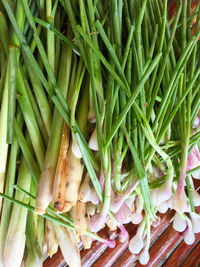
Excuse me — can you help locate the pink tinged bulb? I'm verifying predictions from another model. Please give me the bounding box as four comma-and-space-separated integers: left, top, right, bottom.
187, 145, 200, 179
126, 195, 136, 210
150, 189, 157, 206
188, 177, 200, 206
192, 116, 200, 128
90, 189, 100, 205
72, 137, 82, 158
172, 183, 189, 213
87, 203, 96, 216
183, 221, 195, 245
103, 239, 116, 248
139, 247, 150, 265
131, 195, 143, 224
131, 213, 143, 225
157, 201, 169, 213
88, 108, 96, 123
128, 230, 144, 254
110, 180, 139, 213
153, 165, 164, 179
89, 213, 109, 233
118, 225, 129, 243
88, 127, 99, 151
151, 179, 172, 206
173, 212, 187, 232
152, 217, 161, 228
99, 170, 105, 191
79, 173, 99, 205
157, 198, 172, 213
193, 190, 200, 206
190, 212, 200, 234
114, 202, 132, 224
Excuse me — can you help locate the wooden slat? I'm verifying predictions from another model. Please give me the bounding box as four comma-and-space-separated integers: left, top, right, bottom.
183, 241, 200, 267
92, 224, 137, 267
43, 226, 113, 267
164, 206, 200, 267
113, 210, 175, 267
163, 233, 200, 267
81, 228, 118, 267
92, 238, 129, 267
43, 249, 64, 267
136, 223, 181, 267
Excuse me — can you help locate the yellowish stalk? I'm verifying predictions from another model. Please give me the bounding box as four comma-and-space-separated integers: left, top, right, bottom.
24, 178, 44, 267
3, 204, 28, 267
72, 201, 88, 236
79, 172, 99, 204
53, 224, 81, 267
106, 219, 118, 231
24, 212, 44, 267
52, 123, 70, 212
63, 144, 84, 212
35, 44, 72, 214
81, 234, 93, 250
45, 220, 58, 258
88, 126, 98, 151
3, 157, 31, 267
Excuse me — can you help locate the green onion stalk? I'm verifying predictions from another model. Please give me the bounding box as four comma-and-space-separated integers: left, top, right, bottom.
145, 34, 200, 171
24, 58, 52, 138
0, 1, 27, 264
0, 62, 9, 214
22, 71, 49, 145
3, 156, 32, 267
2, 3, 47, 265
7, 45, 18, 144
24, 178, 44, 267
16, 67, 45, 170
0, 59, 7, 104
69, 57, 86, 158
0, 11, 10, 57
46, 0, 55, 75
13, 124, 45, 265
0, 110, 22, 266
173, 1, 199, 213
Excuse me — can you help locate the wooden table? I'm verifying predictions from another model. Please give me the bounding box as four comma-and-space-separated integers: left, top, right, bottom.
44, 206, 200, 267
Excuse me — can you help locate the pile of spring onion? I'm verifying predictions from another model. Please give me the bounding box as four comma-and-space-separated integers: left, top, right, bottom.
0, 0, 200, 266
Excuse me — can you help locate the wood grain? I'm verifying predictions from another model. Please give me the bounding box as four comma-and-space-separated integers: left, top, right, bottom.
112, 210, 175, 267
183, 241, 200, 267
136, 223, 181, 267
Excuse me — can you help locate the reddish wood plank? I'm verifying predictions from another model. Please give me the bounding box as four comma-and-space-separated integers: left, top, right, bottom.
168, 0, 199, 19
164, 206, 200, 267
136, 223, 181, 267
82, 211, 174, 266
113, 210, 175, 267
92, 239, 129, 267
81, 227, 111, 260
44, 226, 111, 267
92, 224, 137, 267
163, 233, 200, 267
81, 229, 118, 267
43, 249, 63, 267
183, 241, 200, 267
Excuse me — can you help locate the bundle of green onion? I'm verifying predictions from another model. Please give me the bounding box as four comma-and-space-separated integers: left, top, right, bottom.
0, 0, 200, 266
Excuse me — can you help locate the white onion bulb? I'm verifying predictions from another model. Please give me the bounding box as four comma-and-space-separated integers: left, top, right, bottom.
173, 212, 187, 232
